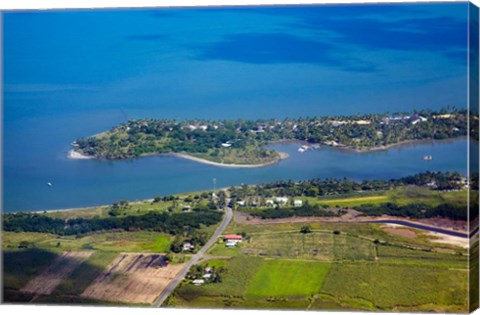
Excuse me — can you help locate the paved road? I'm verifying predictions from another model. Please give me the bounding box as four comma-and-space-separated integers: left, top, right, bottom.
152, 205, 233, 307
363, 219, 471, 238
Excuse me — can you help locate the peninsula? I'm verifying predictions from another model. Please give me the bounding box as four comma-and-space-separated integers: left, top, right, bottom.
70, 108, 469, 165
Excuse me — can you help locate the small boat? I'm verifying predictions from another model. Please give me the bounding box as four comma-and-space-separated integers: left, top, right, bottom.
423, 155, 433, 161
298, 147, 306, 153
47, 182, 53, 187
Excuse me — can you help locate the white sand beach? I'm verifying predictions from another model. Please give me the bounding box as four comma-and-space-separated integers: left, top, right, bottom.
172, 152, 289, 168
68, 150, 94, 159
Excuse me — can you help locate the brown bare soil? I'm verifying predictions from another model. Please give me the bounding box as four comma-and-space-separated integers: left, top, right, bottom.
20, 251, 92, 296
383, 227, 417, 239
81, 253, 184, 304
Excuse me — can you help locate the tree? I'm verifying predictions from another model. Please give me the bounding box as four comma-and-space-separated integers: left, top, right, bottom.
300, 225, 311, 234
170, 235, 184, 253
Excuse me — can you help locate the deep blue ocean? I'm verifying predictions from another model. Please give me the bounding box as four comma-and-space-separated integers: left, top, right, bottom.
3, 3, 475, 211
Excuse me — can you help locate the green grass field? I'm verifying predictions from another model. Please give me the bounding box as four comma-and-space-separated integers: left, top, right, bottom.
320, 262, 468, 312
246, 260, 331, 297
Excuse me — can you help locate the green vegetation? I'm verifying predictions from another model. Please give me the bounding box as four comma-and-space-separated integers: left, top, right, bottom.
246, 260, 331, 297
240, 231, 334, 260
230, 172, 472, 221
174, 256, 264, 301
3, 209, 223, 236
3, 170, 474, 310
2, 231, 172, 253
251, 203, 340, 219
320, 263, 468, 311
52, 251, 118, 296
172, 216, 468, 312
3, 249, 58, 290
74, 108, 467, 163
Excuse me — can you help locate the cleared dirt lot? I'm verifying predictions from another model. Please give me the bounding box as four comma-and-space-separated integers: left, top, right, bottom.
81, 253, 184, 304
20, 251, 93, 296
383, 227, 417, 239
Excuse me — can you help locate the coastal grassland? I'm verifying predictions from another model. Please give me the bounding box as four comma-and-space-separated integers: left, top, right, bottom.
319, 262, 468, 312
270, 187, 469, 209
44, 195, 213, 220
246, 260, 331, 297
2, 231, 171, 253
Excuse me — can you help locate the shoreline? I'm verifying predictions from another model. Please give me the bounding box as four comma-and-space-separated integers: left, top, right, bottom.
344, 136, 468, 153
67, 148, 289, 168
170, 152, 289, 168
67, 136, 465, 163
67, 149, 94, 159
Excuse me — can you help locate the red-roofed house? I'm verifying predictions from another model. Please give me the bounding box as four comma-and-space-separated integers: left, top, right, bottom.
223, 234, 243, 243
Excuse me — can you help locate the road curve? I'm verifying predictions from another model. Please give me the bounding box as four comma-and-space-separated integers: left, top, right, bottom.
152, 205, 233, 307
363, 219, 472, 238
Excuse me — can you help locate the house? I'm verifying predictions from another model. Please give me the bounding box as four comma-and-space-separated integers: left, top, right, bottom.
202, 273, 212, 279
237, 200, 246, 207
410, 114, 428, 125
185, 124, 197, 131
182, 205, 191, 212
266, 199, 275, 206
275, 197, 289, 204
294, 200, 303, 207
182, 242, 195, 251
192, 279, 205, 286
223, 234, 243, 242
426, 181, 437, 189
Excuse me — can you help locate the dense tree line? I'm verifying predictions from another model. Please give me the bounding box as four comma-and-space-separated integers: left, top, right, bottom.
3, 210, 223, 236
354, 202, 470, 221
229, 171, 468, 201
74, 108, 468, 161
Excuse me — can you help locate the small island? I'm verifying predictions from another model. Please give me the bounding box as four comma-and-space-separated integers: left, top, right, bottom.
70, 108, 470, 166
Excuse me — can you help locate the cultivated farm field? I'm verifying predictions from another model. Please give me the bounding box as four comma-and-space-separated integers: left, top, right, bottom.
20, 251, 93, 297
171, 220, 469, 312
81, 252, 184, 304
